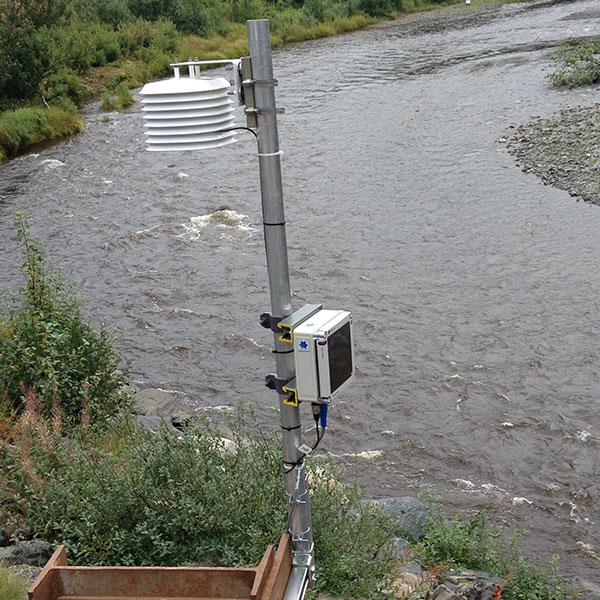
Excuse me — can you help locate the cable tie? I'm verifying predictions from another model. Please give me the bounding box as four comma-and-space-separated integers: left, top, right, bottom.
273, 349, 294, 355
257, 150, 283, 157
281, 424, 302, 431
264, 221, 286, 227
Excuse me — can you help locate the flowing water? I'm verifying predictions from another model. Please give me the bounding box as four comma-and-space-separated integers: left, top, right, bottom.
1, 0, 600, 581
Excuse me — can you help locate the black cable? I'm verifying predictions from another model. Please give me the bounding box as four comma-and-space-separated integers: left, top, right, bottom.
218, 126, 258, 139
281, 408, 324, 474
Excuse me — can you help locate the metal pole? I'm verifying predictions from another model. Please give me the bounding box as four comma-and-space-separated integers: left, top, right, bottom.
246, 19, 315, 587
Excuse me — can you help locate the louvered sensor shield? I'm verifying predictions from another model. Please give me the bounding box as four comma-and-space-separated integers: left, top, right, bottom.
140, 76, 236, 152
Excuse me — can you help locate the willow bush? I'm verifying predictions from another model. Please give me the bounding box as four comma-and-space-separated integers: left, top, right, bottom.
0, 403, 398, 599
0, 215, 130, 421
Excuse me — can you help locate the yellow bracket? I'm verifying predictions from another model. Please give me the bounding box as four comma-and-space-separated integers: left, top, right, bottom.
278, 322, 293, 344
282, 379, 298, 406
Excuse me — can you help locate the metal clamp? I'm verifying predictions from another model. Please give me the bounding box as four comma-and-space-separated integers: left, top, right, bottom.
259, 312, 282, 333
265, 373, 291, 395
245, 107, 286, 115
243, 77, 278, 87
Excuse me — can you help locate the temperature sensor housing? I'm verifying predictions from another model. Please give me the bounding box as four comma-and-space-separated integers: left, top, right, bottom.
281, 307, 354, 404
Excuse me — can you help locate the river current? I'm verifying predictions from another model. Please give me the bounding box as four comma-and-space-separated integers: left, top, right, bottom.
1, 0, 599, 582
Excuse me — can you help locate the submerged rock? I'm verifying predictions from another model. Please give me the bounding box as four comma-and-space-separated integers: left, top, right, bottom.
373, 496, 433, 541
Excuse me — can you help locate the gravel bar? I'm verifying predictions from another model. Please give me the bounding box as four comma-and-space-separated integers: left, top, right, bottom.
507, 103, 600, 205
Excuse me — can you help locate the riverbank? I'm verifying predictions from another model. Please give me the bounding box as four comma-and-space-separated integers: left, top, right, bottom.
507, 103, 600, 205
0, 388, 590, 600
0, 0, 528, 162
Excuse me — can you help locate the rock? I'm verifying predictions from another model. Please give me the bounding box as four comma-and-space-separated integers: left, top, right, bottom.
442, 569, 504, 600
0, 528, 5, 547
133, 388, 194, 429
9, 563, 44, 585
373, 496, 433, 541
137, 415, 182, 436
0, 540, 53, 567
431, 584, 462, 600
219, 437, 237, 454
388, 570, 424, 597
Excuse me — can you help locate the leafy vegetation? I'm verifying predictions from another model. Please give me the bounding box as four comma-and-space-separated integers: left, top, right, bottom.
0, 107, 83, 158
0, 215, 131, 422
0, 401, 398, 598
414, 498, 566, 600
0, 222, 569, 599
0, 563, 26, 600
0, 0, 461, 160
0, 395, 570, 599
550, 39, 600, 88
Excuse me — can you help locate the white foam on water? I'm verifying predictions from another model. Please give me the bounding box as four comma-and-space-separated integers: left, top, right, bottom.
40, 159, 65, 170
481, 483, 506, 494
130, 225, 161, 240
512, 496, 534, 507
329, 450, 383, 460
576, 430, 592, 442
577, 542, 600, 561
452, 478, 476, 490
502, 422, 514, 428
179, 210, 255, 240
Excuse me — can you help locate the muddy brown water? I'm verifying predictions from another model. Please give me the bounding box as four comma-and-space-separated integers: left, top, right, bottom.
1, 0, 599, 582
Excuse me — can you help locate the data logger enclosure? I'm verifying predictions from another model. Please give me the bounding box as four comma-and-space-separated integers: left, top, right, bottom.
280, 307, 354, 404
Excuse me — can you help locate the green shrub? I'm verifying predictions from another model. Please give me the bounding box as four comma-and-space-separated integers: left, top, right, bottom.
117, 19, 162, 52
40, 68, 91, 106
102, 83, 135, 111
128, 0, 176, 21
0, 215, 130, 421
550, 39, 600, 88
0, 563, 27, 600
0, 404, 397, 599
415, 497, 567, 600
168, 0, 214, 35
358, 0, 393, 16
0, 19, 50, 106
93, 0, 133, 26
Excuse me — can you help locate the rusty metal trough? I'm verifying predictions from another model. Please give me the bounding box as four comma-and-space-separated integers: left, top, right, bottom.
29, 535, 292, 600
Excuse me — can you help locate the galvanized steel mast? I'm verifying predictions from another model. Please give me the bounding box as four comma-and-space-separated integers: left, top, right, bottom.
246, 19, 315, 596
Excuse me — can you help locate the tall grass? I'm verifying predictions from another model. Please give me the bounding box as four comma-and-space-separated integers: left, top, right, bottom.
0, 563, 27, 600
414, 498, 567, 600
0, 400, 399, 598
0, 107, 83, 158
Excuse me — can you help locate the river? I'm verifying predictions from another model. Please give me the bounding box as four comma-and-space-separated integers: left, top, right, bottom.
1, 0, 599, 582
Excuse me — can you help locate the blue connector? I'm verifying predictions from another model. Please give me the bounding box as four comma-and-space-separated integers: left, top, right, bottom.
320, 403, 328, 429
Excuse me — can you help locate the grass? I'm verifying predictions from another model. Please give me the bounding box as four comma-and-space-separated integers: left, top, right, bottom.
0, 107, 83, 159
550, 39, 600, 88
413, 497, 567, 600
0, 563, 27, 600
0, 400, 398, 598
